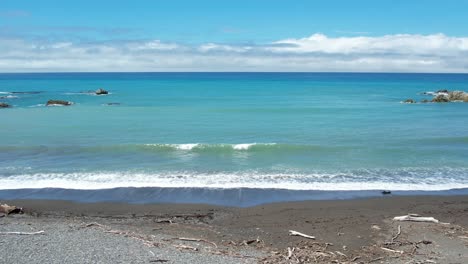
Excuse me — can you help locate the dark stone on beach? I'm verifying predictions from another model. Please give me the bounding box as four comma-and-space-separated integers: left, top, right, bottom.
436, 89, 449, 94
420, 99, 430, 103
403, 99, 416, 104
0, 102, 11, 108
46, 100, 72, 106
381, 190, 391, 195
95, 88, 109, 95
431, 94, 449, 103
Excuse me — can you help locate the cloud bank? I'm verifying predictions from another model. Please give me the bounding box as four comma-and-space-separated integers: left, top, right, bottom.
1, 33, 468, 72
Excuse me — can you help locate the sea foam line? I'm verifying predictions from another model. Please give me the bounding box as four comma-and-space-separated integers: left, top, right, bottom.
144, 143, 276, 151
1, 171, 467, 191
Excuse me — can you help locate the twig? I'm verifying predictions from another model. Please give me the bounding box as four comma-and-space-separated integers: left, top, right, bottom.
0, 231, 45, 235
369, 257, 384, 262
381, 247, 404, 254
175, 237, 218, 248
289, 230, 315, 239
392, 225, 402, 242
173, 244, 198, 251
352, 256, 361, 262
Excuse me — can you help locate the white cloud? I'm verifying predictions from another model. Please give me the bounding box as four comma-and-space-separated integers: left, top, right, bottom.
0, 33, 468, 72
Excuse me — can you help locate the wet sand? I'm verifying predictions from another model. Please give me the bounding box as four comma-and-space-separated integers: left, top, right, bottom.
1, 196, 467, 263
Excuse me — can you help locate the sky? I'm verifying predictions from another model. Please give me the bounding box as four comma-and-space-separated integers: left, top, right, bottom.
1, 0, 468, 72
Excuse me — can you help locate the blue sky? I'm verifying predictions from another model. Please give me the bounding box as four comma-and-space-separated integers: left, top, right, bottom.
1, 0, 468, 72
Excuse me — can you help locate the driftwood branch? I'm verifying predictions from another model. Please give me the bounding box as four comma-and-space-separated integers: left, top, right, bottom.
289, 230, 315, 239
393, 214, 444, 224
381, 247, 404, 254
0, 231, 45, 235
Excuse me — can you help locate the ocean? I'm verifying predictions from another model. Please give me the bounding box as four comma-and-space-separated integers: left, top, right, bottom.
1, 72, 468, 206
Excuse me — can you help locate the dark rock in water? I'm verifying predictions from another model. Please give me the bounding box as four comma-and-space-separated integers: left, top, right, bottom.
106, 102, 121, 106
420, 99, 430, 103
11, 91, 43, 94
403, 99, 416, 104
381, 191, 391, 195
436, 89, 449, 94
46, 100, 72, 106
431, 94, 449, 103
95, 88, 109, 95
0, 102, 11, 108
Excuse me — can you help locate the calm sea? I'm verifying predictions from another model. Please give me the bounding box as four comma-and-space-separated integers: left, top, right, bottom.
1, 73, 468, 205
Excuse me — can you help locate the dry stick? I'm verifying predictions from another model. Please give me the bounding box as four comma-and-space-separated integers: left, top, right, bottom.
351, 256, 361, 262
393, 215, 445, 224
392, 225, 402, 242
381, 247, 404, 254
289, 230, 315, 239
0, 231, 45, 235
174, 244, 198, 251
369, 257, 384, 262
176, 237, 218, 248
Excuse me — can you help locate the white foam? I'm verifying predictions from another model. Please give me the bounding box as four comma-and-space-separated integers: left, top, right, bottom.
0, 171, 467, 191
0, 91, 11, 94
233, 143, 256, 150
0, 95, 18, 99
174, 144, 200, 150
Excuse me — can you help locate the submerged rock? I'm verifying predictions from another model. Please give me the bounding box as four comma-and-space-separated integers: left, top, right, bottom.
106, 102, 121, 106
0, 102, 11, 108
431, 94, 449, 103
403, 99, 416, 104
95, 88, 109, 95
420, 99, 430, 103
46, 100, 72, 106
436, 89, 449, 94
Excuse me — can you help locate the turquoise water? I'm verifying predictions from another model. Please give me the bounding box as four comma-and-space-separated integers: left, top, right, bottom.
1, 73, 468, 193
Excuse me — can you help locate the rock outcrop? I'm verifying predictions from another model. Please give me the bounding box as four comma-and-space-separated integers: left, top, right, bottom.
431, 94, 449, 103
447, 91, 468, 102
403, 99, 416, 104
95, 88, 109, 95
0, 102, 11, 108
46, 100, 73, 106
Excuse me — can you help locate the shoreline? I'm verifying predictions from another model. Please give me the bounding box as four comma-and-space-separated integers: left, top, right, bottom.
2, 195, 467, 263
1, 187, 468, 207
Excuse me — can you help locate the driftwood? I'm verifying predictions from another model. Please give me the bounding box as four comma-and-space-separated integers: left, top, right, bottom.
289, 230, 315, 239
0, 204, 24, 215
393, 214, 444, 224
173, 244, 198, 251
175, 237, 218, 248
381, 247, 404, 254
0, 231, 45, 235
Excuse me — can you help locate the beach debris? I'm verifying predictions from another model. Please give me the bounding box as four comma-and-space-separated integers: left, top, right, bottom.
381, 190, 391, 195
0, 230, 45, 235
240, 237, 263, 246
371, 225, 381, 231
0, 204, 24, 215
46, 99, 73, 106
95, 88, 109, 95
173, 244, 198, 251
289, 230, 315, 239
380, 247, 404, 254
391, 225, 401, 242
286, 247, 294, 259
174, 237, 218, 248
393, 214, 445, 224
403, 99, 416, 104
149, 260, 169, 263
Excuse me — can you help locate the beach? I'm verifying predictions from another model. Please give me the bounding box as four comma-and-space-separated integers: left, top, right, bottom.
2, 195, 467, 263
